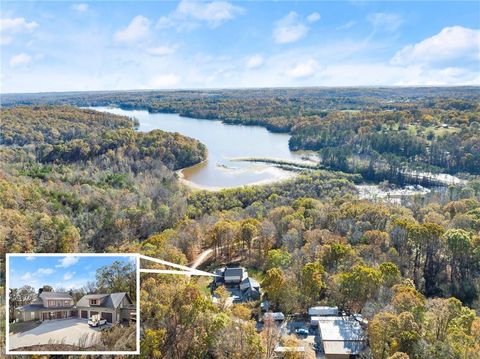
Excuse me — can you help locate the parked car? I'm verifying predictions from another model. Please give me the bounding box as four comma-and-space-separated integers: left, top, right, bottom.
88, 317, 107, 327
294, 328, 309, 336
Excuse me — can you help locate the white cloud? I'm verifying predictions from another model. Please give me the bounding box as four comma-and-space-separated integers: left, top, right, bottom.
10, 53, 32, 67
37, 268, 54, 275
286, 59, 319, 78
336, 21, 356, 30
146, 45, 178, 56
391, 26, 480, 65
273, 12, 309, 44
21, 272, 32, 280
307, 12, 321, 23
55, 256, 79, 268
114, 15, 151, 44
368, 12, 403, 32
149, 74, 181, 88
246, 54, 264, 69
26, 256, 36, 261
63, 272, 75, 280
1, 17, 38, 32
1, 17, 38, 45
71, 3, 89, 13
157, 0, 244, 30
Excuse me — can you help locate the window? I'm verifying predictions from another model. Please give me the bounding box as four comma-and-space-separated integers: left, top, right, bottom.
90, 299, 98, 305
64, 300, 70, 305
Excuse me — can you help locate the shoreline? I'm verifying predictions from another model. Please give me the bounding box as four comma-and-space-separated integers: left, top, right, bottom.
176, 165, 297, 192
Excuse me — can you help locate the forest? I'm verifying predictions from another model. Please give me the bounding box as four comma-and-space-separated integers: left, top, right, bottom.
3, 87, 479, 179
0, 89, 479, 359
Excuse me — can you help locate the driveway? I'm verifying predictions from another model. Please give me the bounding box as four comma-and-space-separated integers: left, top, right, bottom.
9, 318, 107, 350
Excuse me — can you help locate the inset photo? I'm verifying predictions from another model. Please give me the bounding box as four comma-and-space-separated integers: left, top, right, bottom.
6, 253, 139, 355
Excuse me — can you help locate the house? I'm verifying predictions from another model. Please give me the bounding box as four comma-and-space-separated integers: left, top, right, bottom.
212, 266, 260, 301
317, 316, 367, 359
16, 289, 77, 322
76, 292, 135, 324
16, 289, 136, 325
213, 267, 248, 285
239, 277, 261, 300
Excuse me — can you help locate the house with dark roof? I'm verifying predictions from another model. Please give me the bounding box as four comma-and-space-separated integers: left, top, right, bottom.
76, 292, 135, 324
16, 289, 136, 324
16, 289, 77, 322
212, 267, 261, 301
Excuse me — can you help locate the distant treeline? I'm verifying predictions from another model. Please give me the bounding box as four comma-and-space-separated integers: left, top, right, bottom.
2, 87, 479, 177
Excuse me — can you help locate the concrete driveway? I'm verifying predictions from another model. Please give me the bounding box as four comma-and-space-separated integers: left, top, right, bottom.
9, 318, 107, 350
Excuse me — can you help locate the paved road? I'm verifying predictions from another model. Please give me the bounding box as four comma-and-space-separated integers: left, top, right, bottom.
9, 318, 104, 350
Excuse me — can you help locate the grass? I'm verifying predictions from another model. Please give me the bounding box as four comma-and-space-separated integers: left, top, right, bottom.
194, 276, 213, 297
246, 267, 266, 282
9, 321, 42, 334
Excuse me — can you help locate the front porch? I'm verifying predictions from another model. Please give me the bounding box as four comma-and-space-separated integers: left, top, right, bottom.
41, 309, 78, 321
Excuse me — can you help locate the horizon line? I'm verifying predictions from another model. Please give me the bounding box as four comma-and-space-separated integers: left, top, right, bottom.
2, 84, 480, 96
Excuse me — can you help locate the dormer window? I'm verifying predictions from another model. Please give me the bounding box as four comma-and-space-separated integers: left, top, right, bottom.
90, 299, 98, 305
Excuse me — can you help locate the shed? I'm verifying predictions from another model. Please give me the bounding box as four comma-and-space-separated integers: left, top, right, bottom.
308, 306, 338, 316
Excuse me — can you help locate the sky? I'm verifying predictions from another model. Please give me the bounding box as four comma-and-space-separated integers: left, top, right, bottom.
1, 0, 479, 93
8, 255, 136, 291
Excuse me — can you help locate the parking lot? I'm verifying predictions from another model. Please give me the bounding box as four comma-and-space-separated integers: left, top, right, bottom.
9, 318, 108, 350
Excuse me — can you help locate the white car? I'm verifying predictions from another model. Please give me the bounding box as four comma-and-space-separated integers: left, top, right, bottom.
88, 317, 107, 327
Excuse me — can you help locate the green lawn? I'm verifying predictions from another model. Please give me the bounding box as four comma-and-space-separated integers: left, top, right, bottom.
9, 321, 41, 334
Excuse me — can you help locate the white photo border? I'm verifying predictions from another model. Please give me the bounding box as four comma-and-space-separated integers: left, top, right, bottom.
5, 252, 141, 355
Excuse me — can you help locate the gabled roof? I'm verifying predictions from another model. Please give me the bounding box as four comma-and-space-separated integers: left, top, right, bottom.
39, 292, 73, 300
224, 267, 244, 277
240, 277, 260, 288
77, 292, 131, 309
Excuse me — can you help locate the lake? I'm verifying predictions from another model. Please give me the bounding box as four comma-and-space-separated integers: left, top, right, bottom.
92, 107, 317, 189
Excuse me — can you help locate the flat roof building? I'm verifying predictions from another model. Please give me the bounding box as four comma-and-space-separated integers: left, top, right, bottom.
317, 316, 366, 359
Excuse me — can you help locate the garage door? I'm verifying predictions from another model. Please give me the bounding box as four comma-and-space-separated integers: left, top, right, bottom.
90, 311, 99, 317
102, 312, 113, 323
81, 310, 88, 319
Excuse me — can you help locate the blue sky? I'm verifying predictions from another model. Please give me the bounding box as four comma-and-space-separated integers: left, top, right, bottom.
9, 255, 136, 291
1, 1, 479, 93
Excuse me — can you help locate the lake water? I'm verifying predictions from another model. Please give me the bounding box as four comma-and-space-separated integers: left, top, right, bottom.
92, 107, 316, 189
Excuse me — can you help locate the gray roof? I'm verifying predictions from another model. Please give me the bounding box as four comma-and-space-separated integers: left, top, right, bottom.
323, 341, 366, 355
318, 316, 366, 342
83, 294, 109, 300
224, 267, 244, 277
17, 304, 74, 311
77, 292, 130, 309
241, 277, 260, 288
39, 292, 73, 300
17, 304, 45, 311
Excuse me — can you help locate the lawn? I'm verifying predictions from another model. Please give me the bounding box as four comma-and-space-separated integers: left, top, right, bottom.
9, 321, 41, 335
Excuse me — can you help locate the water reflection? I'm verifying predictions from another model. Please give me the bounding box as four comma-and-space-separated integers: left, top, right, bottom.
92, 107, 314, 189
